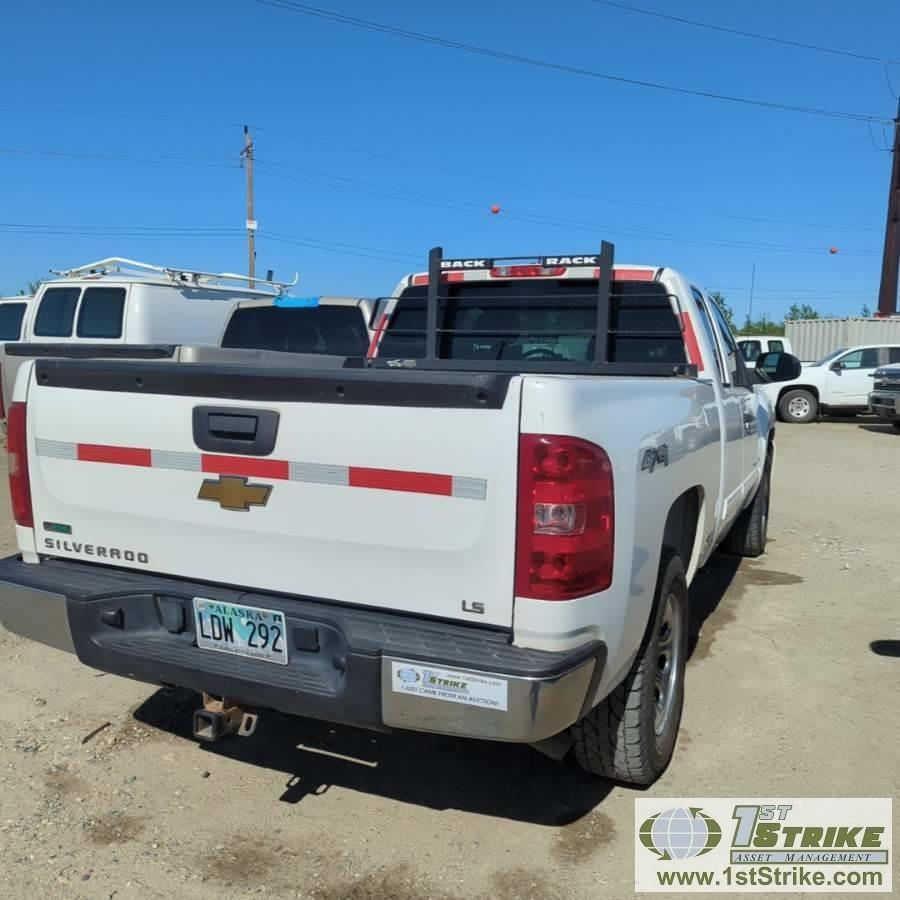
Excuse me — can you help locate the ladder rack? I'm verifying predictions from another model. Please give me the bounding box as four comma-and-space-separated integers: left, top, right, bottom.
49, 257, 299, 295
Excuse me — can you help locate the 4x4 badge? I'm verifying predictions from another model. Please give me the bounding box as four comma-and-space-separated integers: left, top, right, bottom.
197, 476, 272, 511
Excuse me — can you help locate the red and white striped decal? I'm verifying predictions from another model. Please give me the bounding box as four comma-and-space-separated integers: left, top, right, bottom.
34, 439, 487, 500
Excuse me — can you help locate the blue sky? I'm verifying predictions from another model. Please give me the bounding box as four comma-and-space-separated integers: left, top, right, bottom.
2, 0, 899, 322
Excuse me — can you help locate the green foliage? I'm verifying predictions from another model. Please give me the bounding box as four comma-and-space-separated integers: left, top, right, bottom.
739, 315, 785, 337
785, 303, 820, 321
860, 303, 872, 318
708, 291, 736, 331
18, 279, 42, 297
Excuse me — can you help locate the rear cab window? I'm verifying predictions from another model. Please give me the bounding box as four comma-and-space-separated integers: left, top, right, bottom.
378, 279, 686, 366
222, 305, 370, 356
0, 303, 28, 340
738, 340, 761, 362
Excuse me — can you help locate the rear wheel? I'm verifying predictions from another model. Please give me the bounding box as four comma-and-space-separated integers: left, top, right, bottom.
778, 389, 817, 423
723, 454, 771, 558
570, 551, 687, 785
893, 422, 900, 433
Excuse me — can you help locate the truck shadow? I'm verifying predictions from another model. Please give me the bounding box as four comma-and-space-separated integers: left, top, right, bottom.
130, 554, 748, 822
687, 554, 742, 660
133, 685, 614, 825
858, 424, 900, 437
870, 640, 900, 657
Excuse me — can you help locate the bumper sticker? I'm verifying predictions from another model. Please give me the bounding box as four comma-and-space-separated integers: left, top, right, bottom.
390, 662, 508, 711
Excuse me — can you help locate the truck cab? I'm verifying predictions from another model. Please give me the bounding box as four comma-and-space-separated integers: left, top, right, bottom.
737, 334, 792, 363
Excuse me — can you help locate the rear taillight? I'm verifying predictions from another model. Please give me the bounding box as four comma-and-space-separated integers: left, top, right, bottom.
7, 401, 33, 528
490, 265, 565, 278
515, 434, 613, 600
0, 367, 5, 420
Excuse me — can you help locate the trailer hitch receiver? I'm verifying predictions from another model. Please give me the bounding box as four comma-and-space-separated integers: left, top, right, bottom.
192, 693, 258, 743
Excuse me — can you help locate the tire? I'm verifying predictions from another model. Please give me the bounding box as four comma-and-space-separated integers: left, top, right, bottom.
893, 422, 900, 433
570, 551, 688, 786
778, 388, 817, 423
723, 454, 771, 558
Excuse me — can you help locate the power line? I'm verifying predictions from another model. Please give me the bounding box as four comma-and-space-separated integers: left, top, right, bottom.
252, 0, 892, 124
261, 230, 420, 263
710, 285, 876, 294
0, 221, 421, 265
259, 233, 423, 266
591, 1, 900, 65
252, 128, 879, 233
253, 160, 877, 256
0, 222, 242, 232
0, 148, 234, 164
1, 114, 882, 234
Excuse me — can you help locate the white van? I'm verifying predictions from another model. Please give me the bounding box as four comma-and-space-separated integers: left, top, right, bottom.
737, 334, 793, 363
0, 257, 298, 413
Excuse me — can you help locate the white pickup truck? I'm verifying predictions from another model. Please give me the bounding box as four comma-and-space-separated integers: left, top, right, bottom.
0, 244, 800, 785
760, 343, 900, 423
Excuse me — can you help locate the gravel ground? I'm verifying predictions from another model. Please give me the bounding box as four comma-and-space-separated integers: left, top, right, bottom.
0, 419, 897, 899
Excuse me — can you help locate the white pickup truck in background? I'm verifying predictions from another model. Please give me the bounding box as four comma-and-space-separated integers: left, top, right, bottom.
0, 243, 800, 786
759, 342, 900, 423
737, 334, 792, 364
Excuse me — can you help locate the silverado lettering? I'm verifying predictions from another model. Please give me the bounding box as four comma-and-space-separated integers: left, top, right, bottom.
43, 538, 149, 565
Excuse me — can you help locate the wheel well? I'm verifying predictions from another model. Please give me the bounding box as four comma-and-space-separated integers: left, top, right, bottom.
778, 384, 819, 404
662, 487, 702, 572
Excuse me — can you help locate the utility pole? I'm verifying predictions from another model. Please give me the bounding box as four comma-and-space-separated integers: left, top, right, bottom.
747, 261, 756, 325
877, 100, 900, 318
241, 126, 256, 288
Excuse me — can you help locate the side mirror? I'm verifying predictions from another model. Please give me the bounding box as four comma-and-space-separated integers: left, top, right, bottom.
829, 360, 844, 371
756, 351, 802, 383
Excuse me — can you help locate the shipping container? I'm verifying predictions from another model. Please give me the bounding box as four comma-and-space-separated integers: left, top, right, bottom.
785, 317, 900, 362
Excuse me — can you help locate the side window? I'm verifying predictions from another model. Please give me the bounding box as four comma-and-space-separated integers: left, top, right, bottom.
707, 298, 745, 387
768, 340, 784, 353
691, 287, 723, 377
889, 347, 900, 364
76, 287, 126, 338
0, 303, 27, 340
34, 287, 81, 337
837, 348, 879, 370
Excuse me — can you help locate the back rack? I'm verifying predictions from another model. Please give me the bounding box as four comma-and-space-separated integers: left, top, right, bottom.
49, 257, 299, 296
368, 242, 697, 378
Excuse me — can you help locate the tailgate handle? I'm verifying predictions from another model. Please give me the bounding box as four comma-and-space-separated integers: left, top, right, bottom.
192, 406, 280, 456
208, 413, 258, 440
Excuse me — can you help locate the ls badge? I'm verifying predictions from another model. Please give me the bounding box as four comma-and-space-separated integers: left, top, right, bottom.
198, 476, 272, 511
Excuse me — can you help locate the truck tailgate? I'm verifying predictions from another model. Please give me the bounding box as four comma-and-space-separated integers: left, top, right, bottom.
26, 363, 522, 627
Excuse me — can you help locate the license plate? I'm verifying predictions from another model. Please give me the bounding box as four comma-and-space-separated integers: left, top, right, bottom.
193, 597, 288, 666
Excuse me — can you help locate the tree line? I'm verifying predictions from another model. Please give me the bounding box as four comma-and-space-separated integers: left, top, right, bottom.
711, 292, 873, 337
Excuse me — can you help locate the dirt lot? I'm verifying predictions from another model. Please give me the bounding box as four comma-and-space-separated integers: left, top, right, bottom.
0, 420, 897, 899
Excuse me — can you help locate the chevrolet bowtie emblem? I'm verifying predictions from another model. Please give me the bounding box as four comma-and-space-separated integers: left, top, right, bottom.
197, 476, 272, 511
